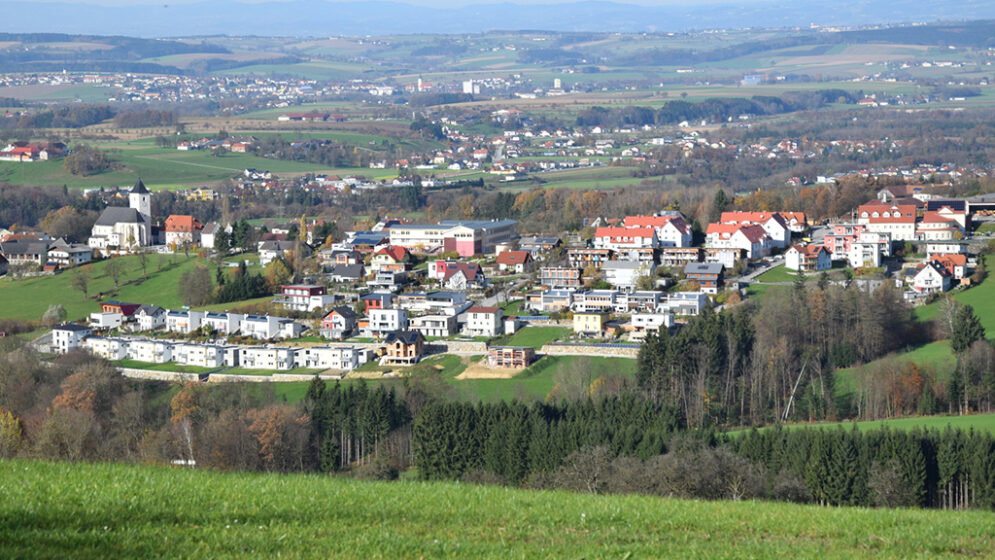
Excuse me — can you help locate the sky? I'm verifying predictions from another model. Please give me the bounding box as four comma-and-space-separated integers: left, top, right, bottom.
43, 0, 741, 5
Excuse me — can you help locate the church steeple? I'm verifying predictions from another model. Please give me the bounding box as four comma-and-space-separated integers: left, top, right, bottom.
128, 177, 152, 246
130, 178, 149, 195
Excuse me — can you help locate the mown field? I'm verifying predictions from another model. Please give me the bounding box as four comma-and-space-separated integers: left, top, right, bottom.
3, 460, 995, 559
0, 254, 206, 322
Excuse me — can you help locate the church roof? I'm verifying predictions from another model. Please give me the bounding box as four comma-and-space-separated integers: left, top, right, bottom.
95, 207, 145, 226
130, 179, 149, 195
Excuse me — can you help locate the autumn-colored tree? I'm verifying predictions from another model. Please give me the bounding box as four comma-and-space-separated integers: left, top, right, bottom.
264, 258, 292, 292
0, 409, 22, 458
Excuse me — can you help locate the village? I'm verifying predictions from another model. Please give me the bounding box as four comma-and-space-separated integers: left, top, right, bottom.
3, 170, 990, 383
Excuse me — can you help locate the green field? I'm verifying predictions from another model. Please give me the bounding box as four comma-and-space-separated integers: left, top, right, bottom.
0, 255, 209, 322
113, 359, 215, 374
4, 459, 995, 559
754, 264, 798, 283
448, 355, 638, 402
489, 326, 570, 349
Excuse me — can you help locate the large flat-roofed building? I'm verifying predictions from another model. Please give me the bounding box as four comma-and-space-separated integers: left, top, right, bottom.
388, 220, 517, 256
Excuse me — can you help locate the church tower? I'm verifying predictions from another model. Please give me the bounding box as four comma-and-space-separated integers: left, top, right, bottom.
129, 178, 151, 245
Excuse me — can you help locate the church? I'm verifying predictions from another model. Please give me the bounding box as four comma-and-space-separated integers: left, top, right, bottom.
88, 179, 153, 256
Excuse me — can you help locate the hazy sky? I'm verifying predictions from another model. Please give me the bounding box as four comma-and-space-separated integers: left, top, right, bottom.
45, 0, 738, 5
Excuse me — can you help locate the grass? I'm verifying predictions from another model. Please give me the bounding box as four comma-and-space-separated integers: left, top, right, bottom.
489, 326, 570, 350
4, 459, 995, 559
219, 367, 325, 377
449, 355, 638, 402
112, 359, 215, 374
0, 255, 209, 322
754, 264, 798, 283
735, 412, 995, 436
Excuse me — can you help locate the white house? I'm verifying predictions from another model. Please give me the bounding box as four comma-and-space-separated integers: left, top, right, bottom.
720, 212, 791, 248
784, 244, 832, 272
623, 215, 693, 247
294, 346, 370, 370
912, 261, 952, 294
83, 336, 128, 360
134, 305, 166, 331
202, 312, 244, 336
857, 203, 917, 241
410, 314, 459, 338
127, 338, 173, 364
706, 224, 770, 259
173, 343, 225, 368
603, 260, 654, 291
51, 323, 91, 354
366, 308, 409, 337
240, 346, 295, 370
166, 310, 205, 334
463, 306, 504, 337
630, 312, 674, 340
89, 312, 124, 330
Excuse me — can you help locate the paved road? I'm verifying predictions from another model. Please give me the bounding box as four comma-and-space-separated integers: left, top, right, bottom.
738, 255, 784, 282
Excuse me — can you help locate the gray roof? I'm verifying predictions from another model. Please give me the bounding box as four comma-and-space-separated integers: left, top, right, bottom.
329, 306, 358, 320
130, 179, 149, 194
604, 260, 643, 270
0, 240, 49, 256
95, 206, 144, 226
385, 330, 423, 345
330, 264, 364, 278
685, 262, 724, 275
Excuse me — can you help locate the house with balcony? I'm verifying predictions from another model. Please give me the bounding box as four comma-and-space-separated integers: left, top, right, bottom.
540, 266, 582, 289
464, 306, 504, 337
573, 312, 609, 336
684, 262, 725, 294
381, 331, 425, 365
321, 306, 358, 339
487, 346, 536, 369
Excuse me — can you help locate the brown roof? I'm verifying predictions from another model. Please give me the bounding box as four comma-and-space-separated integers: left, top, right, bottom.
468, 306, 500, 314
496, 250, 530, 265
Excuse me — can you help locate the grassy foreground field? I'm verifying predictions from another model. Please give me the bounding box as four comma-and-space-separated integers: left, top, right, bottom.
2, 460, 995, 559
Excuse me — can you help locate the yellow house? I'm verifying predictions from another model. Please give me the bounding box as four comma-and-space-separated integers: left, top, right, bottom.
573, 312, 609, 336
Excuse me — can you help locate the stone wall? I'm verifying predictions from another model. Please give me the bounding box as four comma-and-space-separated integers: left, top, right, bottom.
432, 340, 489, 354
540, 343, 639, 359
118, 368, 201, 382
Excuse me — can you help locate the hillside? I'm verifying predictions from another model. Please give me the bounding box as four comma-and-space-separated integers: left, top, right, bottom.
2, 460, 995, 559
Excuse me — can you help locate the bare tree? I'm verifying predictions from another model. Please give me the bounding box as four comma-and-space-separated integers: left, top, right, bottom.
72, 267, 90, 301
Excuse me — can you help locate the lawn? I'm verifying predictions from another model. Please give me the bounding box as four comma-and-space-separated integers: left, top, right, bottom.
220, 367, 325, 377
754, 264, 798, 283
0, 255, 209, 322
112, 359, 215, 374
489, 326, 570, 350
4, 460, 995, 559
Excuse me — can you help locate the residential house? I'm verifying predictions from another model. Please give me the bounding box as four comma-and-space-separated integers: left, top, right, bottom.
720, 211, 791, 248
593, 226, 657, 262
464, 306, 503, 337
660, 247, 702, 267
0, 239, 50, 266
165, 215, 203, 248
381, 331, 425, 365
89, 312, 124, 330
258, 240, 311, 266
294, 346, 369, 370
518, 236, 561, 259
276, 284, 332, 312
361, 292, 396, 312
573, 312, 609, 336
487, 346, 536, 368
916, 211, 961, 241
857, 203, 917, 241
661, 291, 709, 316
328, 263, 365, 283
572, 290, 617, 313
202, 312, 244, 336
173, 343, 225, 368
784, 245, 831, 273
567, 247, 613, 269
541, 267, 582, 289
912, 261, 952, 294
166, 310, 204, 334
127, 338, 173, 364
200, 222, 224, 250
240, 346, 295, 370
242, 315, 300, 340
52, 323, 91, 354
366, 308, 409, 337
321, 306, 359, 339
930, 254, 968, 280
537, 289, 575, 312
47, 239, 92, 268
496, 250, 532, 273
134, 305, 166, 331
370, 245, 411, 274
411, 314, 458, 338
101, 301, 141, 317
706, 223, 770, 259
623, 215, 692, 247
83, 336, 128, 361
439, 262, 486, 290
604, 260, 654, 292
684, 262, 725, 294
630, 312, 674, 340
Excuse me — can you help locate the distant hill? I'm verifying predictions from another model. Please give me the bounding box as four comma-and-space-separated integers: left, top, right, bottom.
2, 0, 995, 37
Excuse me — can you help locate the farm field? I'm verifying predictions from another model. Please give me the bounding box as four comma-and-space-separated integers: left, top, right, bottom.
3, 459, 995, 559
0, 255, 208, 322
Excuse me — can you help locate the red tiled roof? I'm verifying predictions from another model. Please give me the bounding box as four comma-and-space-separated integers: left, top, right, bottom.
165, 215, 203, 233
737, 224, 768, 243
468, 306, 500, 314
595, 226, 654, 238
857, 203, 916, 224
496, 250, 530, 265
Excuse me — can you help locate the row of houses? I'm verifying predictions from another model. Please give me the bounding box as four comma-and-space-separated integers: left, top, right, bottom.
87, 302, 305, 340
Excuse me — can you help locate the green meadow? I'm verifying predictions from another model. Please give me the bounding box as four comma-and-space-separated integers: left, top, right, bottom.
3, 459, 995, 559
